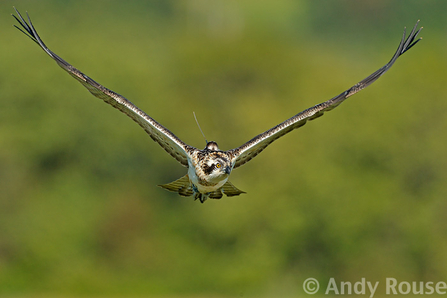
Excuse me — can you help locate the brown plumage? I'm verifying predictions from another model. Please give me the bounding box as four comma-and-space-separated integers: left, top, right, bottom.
12, 8, 422, 202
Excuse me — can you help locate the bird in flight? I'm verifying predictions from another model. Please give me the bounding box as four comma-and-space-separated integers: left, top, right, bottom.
12, 8, 422, 203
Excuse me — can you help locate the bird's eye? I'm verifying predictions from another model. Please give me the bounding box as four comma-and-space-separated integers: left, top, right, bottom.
216, 163, 221, 168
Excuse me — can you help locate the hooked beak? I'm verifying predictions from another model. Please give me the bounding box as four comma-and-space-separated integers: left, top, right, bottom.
225, 166, 231, 175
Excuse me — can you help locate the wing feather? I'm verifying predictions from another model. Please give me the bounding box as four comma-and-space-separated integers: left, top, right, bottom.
227, 21, 422, 169
13, 8, 194, 166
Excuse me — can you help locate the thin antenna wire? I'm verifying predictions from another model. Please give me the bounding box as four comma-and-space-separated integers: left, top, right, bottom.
193, 111, 208, 144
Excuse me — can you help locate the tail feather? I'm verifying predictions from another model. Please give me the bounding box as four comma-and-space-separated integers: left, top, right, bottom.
221, 181, 246, 197
206, 181, 245, 200
158, 175, 194, 197
159, 175, 246, 202
208, 190, 223, 199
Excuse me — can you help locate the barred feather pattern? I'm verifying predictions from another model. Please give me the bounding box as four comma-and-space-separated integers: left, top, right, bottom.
12, 8, 421, 202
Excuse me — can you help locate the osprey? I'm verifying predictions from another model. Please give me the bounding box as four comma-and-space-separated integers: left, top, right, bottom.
12, 8, 422, 202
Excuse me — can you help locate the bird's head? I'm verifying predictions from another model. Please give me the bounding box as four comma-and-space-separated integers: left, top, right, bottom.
205, 141, 219, 151
201, 141, 232, 183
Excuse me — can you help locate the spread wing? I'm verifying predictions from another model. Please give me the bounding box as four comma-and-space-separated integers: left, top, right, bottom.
12, 8, 194, 166
227, 21, 422, 169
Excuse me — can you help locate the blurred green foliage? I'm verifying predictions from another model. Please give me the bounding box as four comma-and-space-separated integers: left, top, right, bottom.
1, 0, 447, 297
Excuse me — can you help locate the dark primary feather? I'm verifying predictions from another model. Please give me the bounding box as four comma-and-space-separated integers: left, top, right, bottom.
12, 8, 194, 167
227, 21, 422, 169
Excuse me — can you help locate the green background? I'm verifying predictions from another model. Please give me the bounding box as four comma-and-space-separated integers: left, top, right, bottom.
1, 0, 446, 297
